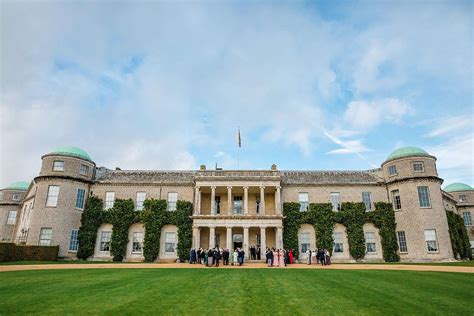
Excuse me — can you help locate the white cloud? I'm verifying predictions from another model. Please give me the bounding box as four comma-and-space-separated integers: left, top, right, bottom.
426, 116, 472, 138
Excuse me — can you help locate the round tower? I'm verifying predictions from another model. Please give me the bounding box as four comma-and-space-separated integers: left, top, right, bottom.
381, 146, 453, 261
0, 181, 30, 241
27, 146, 95, 258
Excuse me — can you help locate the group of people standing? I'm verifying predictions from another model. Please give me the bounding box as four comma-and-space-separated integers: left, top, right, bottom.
305, 248, 331, 265
189, 248, 246, 266
264, 248, 295, 267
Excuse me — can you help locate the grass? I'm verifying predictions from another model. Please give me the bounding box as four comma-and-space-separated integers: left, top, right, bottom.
0, 269, 473, 315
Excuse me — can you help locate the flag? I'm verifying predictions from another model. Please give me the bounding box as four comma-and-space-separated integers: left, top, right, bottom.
237, 126, 241, 148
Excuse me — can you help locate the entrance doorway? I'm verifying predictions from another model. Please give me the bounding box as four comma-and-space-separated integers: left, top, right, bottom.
233, 242, 242, 250
233, 233, 243, 250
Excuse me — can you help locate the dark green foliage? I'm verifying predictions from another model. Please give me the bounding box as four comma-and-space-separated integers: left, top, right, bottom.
306, 204, 334, 252
77, 197, 193, 262
369, 202, 400, 262
0, 243, 59, 262
283, 202, 301, 257
283, 201, 400, 262
108, 199, 138, 262
446, 210, 472, 260
77, 197, 105, 259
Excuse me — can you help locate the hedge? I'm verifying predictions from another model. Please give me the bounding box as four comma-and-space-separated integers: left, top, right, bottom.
283, 201, 399, 262
0, 243, 59, 262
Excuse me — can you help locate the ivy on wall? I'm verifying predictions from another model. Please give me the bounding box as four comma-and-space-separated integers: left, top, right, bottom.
446, 210, 472, 260
77, 197, 193, 262
283, 201, 400, 262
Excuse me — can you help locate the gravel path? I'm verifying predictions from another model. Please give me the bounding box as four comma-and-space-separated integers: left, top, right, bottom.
1, 263, 472, 273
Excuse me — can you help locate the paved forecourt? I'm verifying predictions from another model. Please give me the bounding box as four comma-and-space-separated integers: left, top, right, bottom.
1, 263, 473, 273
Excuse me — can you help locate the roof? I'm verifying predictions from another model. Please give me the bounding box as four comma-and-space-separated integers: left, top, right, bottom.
95, 169, 196, 184
281, 170, 384, 185
444, 183, 474, 193
5, 181, 30, 191
48, 146, 92, 161
385, 146, 431, 162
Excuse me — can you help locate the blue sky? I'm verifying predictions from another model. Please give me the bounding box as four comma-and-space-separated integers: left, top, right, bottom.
0, 0, 472, 187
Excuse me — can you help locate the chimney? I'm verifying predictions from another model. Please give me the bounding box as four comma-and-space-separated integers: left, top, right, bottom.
199, 165, 206, 171
271, 164, 277, 170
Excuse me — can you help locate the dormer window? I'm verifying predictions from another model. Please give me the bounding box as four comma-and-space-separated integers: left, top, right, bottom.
459, 194, 467, 203
413, 161, 424, 172
388, 165, 397, 176
12, 193, 21, 201
53, 160, 64, 171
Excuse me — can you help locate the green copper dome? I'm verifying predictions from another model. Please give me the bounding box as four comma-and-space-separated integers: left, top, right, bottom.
48, 146, 92, 161
386, 146, 431, 162
444, 183, 474, 193
6, 181, 30, 191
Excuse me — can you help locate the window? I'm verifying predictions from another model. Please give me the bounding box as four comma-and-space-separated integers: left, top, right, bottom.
105, 192, 115, 210
397, 231, 408, 252
333, 232, 343, 253
233, 196, 243, 214
68, 229, 79, 252
299, 193, 309, 212
388, 165, 397, 176
100, 231, 112, 252
12, 193, 21, 201
300, 232, 310, 253
135, 192, 146, 211
256, 196, 260, 214
75, 188, 86, 209
391, 190, 401, 210
330, 192, 341, 212
463, 212, 472, 226
165, 232, 176, 253
132, 232, 144, 253
413, 161, 424, 172
365, 232, 376, 253
6, 210, 17, 225
459, 194, 467, 203
362, 192, 372, 211
0, 191, 3, 201
215, 196, 221, 214
417, 186, 431, 208
167, 192, 178, 211
46, 185, 60, 207
79, 164, 89, 175
53, 160, 64, 171
424, 229, 438, 252
39, 228, 53, 246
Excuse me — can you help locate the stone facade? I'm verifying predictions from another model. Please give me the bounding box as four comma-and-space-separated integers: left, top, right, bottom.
1, 146, 471, 262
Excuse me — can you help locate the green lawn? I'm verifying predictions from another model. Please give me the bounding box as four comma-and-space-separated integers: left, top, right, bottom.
0, 269, 473, 315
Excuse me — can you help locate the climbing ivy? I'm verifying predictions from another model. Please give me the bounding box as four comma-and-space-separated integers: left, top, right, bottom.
446, 210, 472, 260
283, 201, 399, 262
77, 197, 193, 262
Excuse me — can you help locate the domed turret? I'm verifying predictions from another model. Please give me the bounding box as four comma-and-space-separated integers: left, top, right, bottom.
385, 146, 432, 163
48, 146, 92, 161
40, 146, 95, 181
5, 181, 30, 191
444, 183, 474, 193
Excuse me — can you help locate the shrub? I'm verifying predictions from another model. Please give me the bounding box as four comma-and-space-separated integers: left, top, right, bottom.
0, 243, 59, 262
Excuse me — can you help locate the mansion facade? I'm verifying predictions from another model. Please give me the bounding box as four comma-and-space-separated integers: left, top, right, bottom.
0, 146, 473, 262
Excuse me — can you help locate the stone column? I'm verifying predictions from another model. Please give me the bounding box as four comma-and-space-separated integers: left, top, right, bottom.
260, 227, 266, 262
194, 186, 200, 215
243, 226, 249, 259
276, 226, 283, 249
260, 186, 266, 215
210, 186, 216, 215
196, 227, 201, 249
227, 186, 232, 215
226, 226, 232, 251
275, 186, 281, 215
209, 226, 216, 249
243, 186, 249, 215
192, 227, 199, 248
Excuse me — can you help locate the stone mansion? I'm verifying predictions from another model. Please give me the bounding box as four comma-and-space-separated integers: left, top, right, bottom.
0, 146, 473, 262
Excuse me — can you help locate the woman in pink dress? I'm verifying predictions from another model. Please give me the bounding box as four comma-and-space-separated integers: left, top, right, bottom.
278, 249, 285, 267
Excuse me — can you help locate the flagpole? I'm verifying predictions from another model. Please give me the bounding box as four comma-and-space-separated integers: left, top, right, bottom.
237, 126, 241, 170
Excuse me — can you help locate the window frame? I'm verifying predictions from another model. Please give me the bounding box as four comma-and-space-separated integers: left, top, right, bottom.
79, 164, 90, 176
233, 196, 243, 214
413, 161, 424, 173
300, 232, 310, 253
391, 189, 402, 211
365, 232, 376, 254
397, 231, 408, 253
298, 192, 309, 212
167, 192, 178, 211
463, 212, 472, 226
132, 232, 144, 254
46, 185, 60, 207
362, 191, 372, 212
459, 194, 467, 203
53, 160, 65, 171
135, 192, 146, 211
0, 191, 3, 201
39, 228, 53, 246
330, 192, 341, 212
68, 229, 79, 252
75, 188, 86, 210
424, 229, 438, 253
105, 192, 115, 210
6, 210, 17, 225
333, 232, 343, 253
388, 165, 398, 176
164, 232, 176, 254
99, 231, 112, 252
417, 186, 431, 208
214, 195, 221, 214
12, 193, 21, 201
